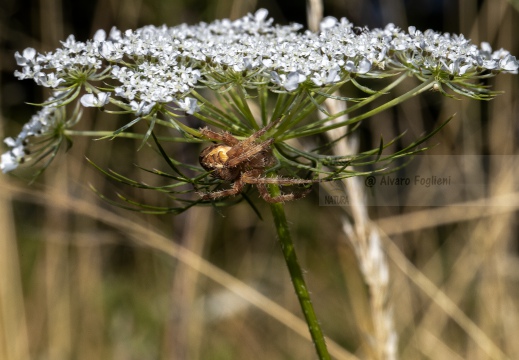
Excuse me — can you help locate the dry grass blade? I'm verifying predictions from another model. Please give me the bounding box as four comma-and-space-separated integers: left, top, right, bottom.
0, 180, 358, 360
0, 189, 30, 360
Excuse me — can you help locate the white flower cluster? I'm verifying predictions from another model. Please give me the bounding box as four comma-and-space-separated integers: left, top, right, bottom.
2, 8, 518, 173
13, 8, 518, 96
1, 104, 61, 173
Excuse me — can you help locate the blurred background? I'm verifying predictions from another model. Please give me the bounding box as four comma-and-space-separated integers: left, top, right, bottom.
0, 0, 518, 359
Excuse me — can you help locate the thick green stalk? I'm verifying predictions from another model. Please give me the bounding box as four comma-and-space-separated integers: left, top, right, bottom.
269, 185, 331, 360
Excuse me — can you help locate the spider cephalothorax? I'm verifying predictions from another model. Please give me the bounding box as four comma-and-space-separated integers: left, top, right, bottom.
198, 122, 314, 203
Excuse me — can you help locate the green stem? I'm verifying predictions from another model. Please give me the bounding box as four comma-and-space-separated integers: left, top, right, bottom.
269, 185, 331, 360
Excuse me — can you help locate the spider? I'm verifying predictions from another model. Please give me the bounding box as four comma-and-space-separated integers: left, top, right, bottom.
198, 121, 316, 203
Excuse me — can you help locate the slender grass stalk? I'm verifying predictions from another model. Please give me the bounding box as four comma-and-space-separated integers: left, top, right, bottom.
269, 184, 331, 360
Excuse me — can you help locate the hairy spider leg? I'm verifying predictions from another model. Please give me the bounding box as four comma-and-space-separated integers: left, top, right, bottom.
200, 117, 281, 152
199, 127, 240, 146
241, 170, 314, 203
223, 125, 270, 157
226, 138, 275, 167
200, 175, 246, 200
242, 175, 321, 185
246, 118, 278, 141
256, 183, 312, 203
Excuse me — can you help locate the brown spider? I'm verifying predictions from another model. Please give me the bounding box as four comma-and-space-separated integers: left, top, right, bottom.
198, 121, 316, 203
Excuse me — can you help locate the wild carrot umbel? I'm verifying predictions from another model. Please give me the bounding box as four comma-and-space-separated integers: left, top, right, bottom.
2, 9, 517, 180
2, 8, 517, 359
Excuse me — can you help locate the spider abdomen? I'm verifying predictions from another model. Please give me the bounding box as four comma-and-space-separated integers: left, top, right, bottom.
199, 144, 241, 181
199, 144, 232, 170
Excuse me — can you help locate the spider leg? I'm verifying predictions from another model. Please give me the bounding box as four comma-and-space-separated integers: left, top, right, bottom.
200, 118, 277, 147
239, 117, 280, 143
256, 183, 312, 203
199, 127, 239, 146
242, 174, 320, 185
199, 177, 245, 200
246, 123, 271, 142
240, 171, 313, 203
226, 138, 275, 167
224, 118, 281, 157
